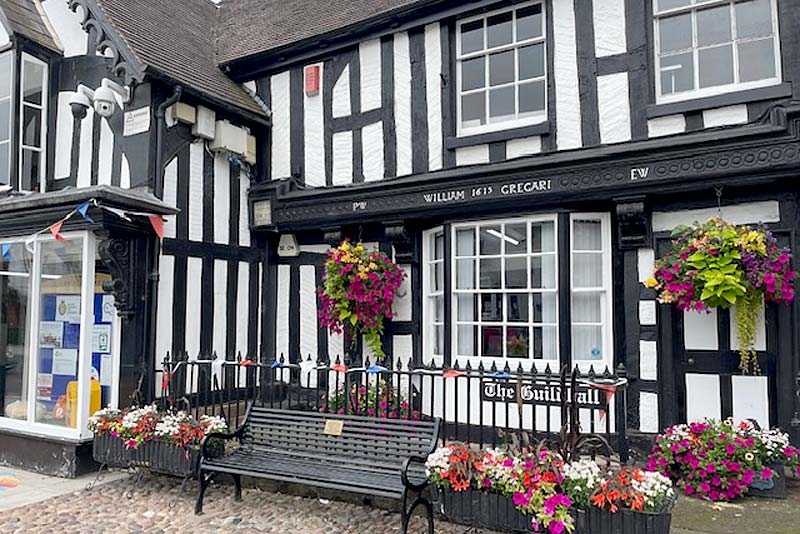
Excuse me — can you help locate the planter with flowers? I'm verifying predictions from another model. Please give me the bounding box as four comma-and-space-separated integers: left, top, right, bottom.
88, 406, 227, 478
647, 418, 799, 501
645, 218, 796, 373
319, 240, 406, 359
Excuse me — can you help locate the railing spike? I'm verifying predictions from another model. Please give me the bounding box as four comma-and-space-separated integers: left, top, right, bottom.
516, 362, 524, 375
477, 361, 485, 373
544, 363, 552, 376
465, 360, 472, 372
490, 361, 498, 372
503, 361, 511, 373
453, 360, 461, 371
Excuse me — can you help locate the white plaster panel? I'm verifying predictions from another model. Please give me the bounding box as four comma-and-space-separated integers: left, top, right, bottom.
120, 154, 130, 189
703, 105, 749, 128
299, 265, 319, 359
506, 136, 542, 159
212, 259, 228, 358
597, 72, 631, 144
456, 144, 490, 166
213, 153, 230, 244
154, 254, 174, 361
360, 39, 382, 111
236, 261, 250, 359
639, 300, 657, 326
732, 375, 769, 428
188, 142, 204, 242
647, 114, 685, 138
162, 158, 178, 239
393, 264, 412, 321
276, 265, 290, 358
239, 172, 251, 247
394, 32, 413, 177
637, 248, 655, 283
185, 257, 203, 358
332, 130, 353, 185
639, 392, 659, 433
0, 20, 8, 47
54, 92, 74, 180
270, 71, 291, 179
304, 62, 325, 187
332, 65, 351, 118
393, 335, 413, 362
362, 121, 384, 182
328, 330, 344, 360
592, 0, 626, 57
76, 108, 94, 188
653, 201, 780, 232
683, 309, 719, 351
425, 23, 443, 171
97, 119, 114, 185
42, 0, 87, 57
730, 302, 767, 351
685, 373, 721, 422
299, 244, 330, 254
552, 0, 582, 150
639, 340, 658, 381
244, 81, 256, 92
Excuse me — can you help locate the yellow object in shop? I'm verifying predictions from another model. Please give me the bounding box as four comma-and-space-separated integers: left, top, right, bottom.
65, 379, 102, 428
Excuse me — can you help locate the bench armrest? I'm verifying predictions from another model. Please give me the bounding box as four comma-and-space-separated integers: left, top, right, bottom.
200, 428, 243, 459
401, 455, 429, 491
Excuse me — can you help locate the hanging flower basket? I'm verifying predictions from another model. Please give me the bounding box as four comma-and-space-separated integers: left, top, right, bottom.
318, 240, 406, 358
645, 218, 796, 373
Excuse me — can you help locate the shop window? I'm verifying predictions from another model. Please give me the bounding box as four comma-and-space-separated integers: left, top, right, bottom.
0, 52, 12, 186
654, 0, 781, 103
19, 53, 47, 192
456, 1, 547, 136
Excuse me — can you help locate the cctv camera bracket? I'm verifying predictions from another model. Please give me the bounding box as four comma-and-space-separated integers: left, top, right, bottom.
100, 78, 131, 104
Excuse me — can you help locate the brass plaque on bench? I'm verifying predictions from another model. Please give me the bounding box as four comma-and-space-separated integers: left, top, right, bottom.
324, 419, 344, 436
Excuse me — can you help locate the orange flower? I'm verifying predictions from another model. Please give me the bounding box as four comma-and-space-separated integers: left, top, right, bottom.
452, 479, 469, 491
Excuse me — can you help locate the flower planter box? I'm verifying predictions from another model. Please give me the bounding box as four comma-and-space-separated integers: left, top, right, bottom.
437, 488, 532, 533
93, 433, 202, 479
748, 462, 787, 499
573, 496, 675, 534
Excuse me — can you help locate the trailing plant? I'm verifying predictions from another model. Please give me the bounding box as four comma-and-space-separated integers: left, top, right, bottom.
321, 380, 421, 420
646, 218, 796, 373
318, 240, 406, 358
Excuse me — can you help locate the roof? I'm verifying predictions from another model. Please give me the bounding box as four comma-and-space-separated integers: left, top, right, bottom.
92, 0, 266, 119
215, 0, 425, 66
0, 184, 178, 216
2, 0, 60, 52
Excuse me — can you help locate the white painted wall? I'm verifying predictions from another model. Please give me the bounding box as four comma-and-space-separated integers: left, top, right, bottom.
456, 144, 489, 166
270, 71, 291, 179
332, 131, 353, 185
703, 105, 749, 128
162, 158, 178, 239
685, 373, 721, 422
276, 265, 290, 358
639, 341, 658, 381
332, 65, 351, 118
41, 0, 87, 57
652, 201, 781, 232
506, 136, 542, 159
597, 73, 631, 144
188, 142, 204, 242
424, 23, 443, 172
647, 114, 685, 138
213, 153, 230, 244
592, 0, 626, 57
53, 92, 74, 180
362, 121, 384, 182
304, 62, 325, 187
393, 32, 413, 177
299, 265, 318, 358
359, 39, 382, 111
639, 392, 659, 433
212, 259, 228, 357
683, 309, 719, 351
552, 0, 582, 150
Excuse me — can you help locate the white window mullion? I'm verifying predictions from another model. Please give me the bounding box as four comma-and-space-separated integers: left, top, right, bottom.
25, 239, 42, 424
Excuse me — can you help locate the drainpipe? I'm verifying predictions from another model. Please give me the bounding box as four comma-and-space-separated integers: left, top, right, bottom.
153, 86, 183, 198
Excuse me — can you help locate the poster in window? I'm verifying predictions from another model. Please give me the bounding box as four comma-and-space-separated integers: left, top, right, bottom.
91, 324, 112, 353
52, 348, 78, 376
38, 321, 63, 348
55, 295, 81, 324
37, 373, 53, 400
100, 354, 113, 386
101, 295, 115, 323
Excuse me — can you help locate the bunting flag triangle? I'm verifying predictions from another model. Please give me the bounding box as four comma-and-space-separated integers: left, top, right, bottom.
161, 371, 173, 391
366, 364, 388, 374
148, 215, 164, 242
239, 359, 254, 367
270, 360, 284, 369
1, 243, 12, 260
330, 363, 347, 373
487, 371, 512, 380
443, 369, 465, 378
49, 221, 67, 242
77, 201, 95, 224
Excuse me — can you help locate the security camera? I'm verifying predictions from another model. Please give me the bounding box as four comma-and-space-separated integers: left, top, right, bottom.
92, 79, 131, 119
69, 85, 94, 119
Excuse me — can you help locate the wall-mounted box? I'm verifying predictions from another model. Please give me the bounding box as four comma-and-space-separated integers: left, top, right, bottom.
245, 134, 257, 165
209, 120, 247, 156
193, 106, 216, 140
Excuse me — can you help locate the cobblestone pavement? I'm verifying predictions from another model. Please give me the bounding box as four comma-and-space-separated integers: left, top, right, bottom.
0, 472, 490, 534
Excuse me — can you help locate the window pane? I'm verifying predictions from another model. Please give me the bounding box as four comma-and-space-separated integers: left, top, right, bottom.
479, 258, 501, 289
506, 327, 529, 358
457, 325, 477, 356
480, 226, 501, 255
519, 43, 545, 80
505, 257, 528, 289
517, 4, 543, 41
738, 39, 776, 82
456, 228, 475, 256
519, 81, 546, 116
572, 325, 603, 361
0, 143, 8, 185
505, 223, 527, 254
457, 294, 478, 321
735, 0, 773, 39
0, 244, 33, 421
481, 326, 503, 356
431, 263, 443, 291
21, 150, 40, 191
487, 11, 513, 48
433, 296, 444, 322
434, 233, 444, 259
36, 237, 84, 426
0, 101, 9, 142
462, 56, 486, 91
489, 86, 515, 122
480, 293, 503, 321
572, 292, 602, 323
698, 44, 734, 88
434, 325, 444, 355
659, 14, 692, 53
660, 52, 694, 94
573, 220, 602, 251
531, 255, 556, 289
697, 5, 731, 47
22, 60, 45, 105
0, 54, 12, 100
22, 106, 42, 147
489, 50, 515, 86
456, 258, 475, 289
462, 92, 486, 128
573, 252, 603, 288
532, 293, 557, 323
656, 0, 691, 12
531, 221, 555, 253
461, 19, 484, 54
532, 325, 557, 359
507, 294, 529, 322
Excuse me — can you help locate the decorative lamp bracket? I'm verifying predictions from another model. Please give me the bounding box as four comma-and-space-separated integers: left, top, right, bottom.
384, 221, 415, 263
615, 197, 651, 250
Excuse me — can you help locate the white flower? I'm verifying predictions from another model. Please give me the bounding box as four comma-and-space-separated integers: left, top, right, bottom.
425, 446, 453, 477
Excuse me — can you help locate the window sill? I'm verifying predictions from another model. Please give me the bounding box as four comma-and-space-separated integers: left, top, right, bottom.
446, 121, 551, 149
646, 83, 793, 119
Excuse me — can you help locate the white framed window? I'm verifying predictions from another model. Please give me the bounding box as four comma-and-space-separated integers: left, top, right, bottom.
19, 53, 47, 192
456, 1, 547, 136
654, 0, 782, 104
570, 214, 613, 370
422, 227, 445, 363
0, 52, 13, 186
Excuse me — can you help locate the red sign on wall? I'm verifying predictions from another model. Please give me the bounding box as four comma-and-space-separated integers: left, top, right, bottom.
304, 65, 320, 96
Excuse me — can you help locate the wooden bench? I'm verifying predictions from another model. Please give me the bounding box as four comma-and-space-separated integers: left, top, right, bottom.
195, 405, 441, 533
